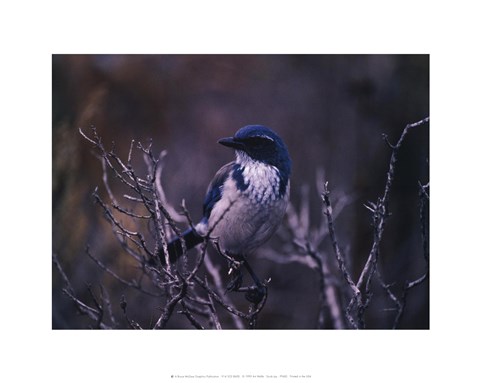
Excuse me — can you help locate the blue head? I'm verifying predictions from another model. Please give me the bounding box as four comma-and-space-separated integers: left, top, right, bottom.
218, 125, 291, 182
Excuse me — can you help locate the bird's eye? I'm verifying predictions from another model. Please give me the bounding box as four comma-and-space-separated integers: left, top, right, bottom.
245, 136, 272, 147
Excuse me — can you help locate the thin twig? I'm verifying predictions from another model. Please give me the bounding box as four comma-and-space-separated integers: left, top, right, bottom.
207, 287, 222, 330
321, 182, 362, 328
154, 281, 188, 329
194, 276, 250, 320
203, 252, 244, 329
52, 253, 74, 294
179, 300, 205, 329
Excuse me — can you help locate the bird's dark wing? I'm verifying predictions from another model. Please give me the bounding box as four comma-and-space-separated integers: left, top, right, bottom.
202, 161, 235, 221
158, 163, 235, 265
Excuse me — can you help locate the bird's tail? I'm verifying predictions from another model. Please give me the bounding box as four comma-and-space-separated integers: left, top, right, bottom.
158, 228, 203, 264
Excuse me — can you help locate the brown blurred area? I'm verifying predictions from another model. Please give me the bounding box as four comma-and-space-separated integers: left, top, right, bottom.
52, 54, 429, 329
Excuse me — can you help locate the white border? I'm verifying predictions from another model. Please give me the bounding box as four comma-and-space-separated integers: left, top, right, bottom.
2, 1, 479, 382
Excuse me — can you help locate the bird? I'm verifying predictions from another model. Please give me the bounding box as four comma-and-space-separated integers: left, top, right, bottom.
159, 125, 291, 297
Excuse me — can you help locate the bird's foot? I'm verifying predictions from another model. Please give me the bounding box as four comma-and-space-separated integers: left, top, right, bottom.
227, 259, 242, 274
226, 266, 243, 292
244, 284, 267, 304
237, 278, 270, 304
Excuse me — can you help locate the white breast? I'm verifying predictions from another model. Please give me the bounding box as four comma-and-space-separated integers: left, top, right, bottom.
240, 156, 281, 205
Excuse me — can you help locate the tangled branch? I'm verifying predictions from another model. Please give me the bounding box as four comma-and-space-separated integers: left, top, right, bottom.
55, 117, 429, 329
262, 118, 429, 329
55, 126, 274, 329
323, 117, 430, 328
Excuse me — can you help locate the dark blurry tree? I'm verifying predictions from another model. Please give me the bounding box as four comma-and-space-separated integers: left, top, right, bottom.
52, 55, 429, 329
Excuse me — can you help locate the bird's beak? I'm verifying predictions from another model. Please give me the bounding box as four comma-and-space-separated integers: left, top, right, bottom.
218, 137, 245, 150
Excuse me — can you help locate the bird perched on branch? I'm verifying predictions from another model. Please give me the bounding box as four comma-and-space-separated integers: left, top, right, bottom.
160, 125, 291, 300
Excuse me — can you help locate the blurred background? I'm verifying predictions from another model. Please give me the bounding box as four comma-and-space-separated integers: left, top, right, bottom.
52, 54, 429, 329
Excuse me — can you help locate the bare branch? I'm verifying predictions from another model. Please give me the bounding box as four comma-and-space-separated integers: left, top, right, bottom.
52, 253, 74, 294
99, 284, 118, 327
193, 275, 250, 320
179, 300, 205, 329
357, 117, 430, 292
203, 252, 244, 329
154, 281, 188, 329
321, 182, 361, 297
207, 287, 223, 330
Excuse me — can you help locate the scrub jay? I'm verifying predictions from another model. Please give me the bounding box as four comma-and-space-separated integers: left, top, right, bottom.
160, 125, 291, 299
